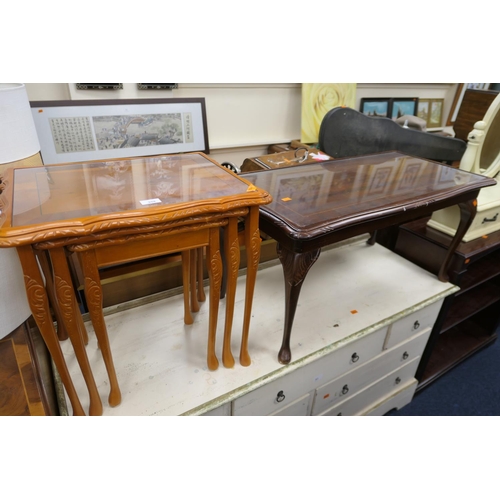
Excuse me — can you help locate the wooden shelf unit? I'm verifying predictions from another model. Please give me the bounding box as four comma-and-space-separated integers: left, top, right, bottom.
392, 219, 500, 391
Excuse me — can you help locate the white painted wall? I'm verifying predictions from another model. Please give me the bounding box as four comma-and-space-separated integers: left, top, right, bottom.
24, 83, 458, 165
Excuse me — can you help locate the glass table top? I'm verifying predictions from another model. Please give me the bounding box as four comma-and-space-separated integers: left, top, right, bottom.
9, 153, 254, 228
242, 152, 496, 230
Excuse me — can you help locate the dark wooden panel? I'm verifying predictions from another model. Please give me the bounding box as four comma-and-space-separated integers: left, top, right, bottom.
418, 320, 497, 391
453, 89, 499, 142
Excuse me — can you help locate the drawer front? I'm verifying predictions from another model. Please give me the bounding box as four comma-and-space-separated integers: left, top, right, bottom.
269, 393, 313, 416
362, 379, 417, 416
319, 357, 420, 416
232, 326, 388, 416
312, 328, 430, 415
384, 300, 443, 350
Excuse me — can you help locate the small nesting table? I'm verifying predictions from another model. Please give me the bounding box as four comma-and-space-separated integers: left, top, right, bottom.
241, 151, 496, 365
0, 153, 271, 415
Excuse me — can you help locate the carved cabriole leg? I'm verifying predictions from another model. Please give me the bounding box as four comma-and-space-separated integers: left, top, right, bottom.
222, 218, 240, 368
35, 249, 69, 342
438, 198, 478, 282
16, 245, 86, 416
190, 249, 200, 313
277, 245, 321, 365
79, 249, 121, 408
206, 227, 222, 371
240, 207, 261, 367
49, 246, 103, 416
181, 250, 193, 325
197, 247, 206, 303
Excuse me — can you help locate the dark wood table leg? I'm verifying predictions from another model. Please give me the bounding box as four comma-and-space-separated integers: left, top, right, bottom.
438, 198, 477, 282
276, 244, 321, 365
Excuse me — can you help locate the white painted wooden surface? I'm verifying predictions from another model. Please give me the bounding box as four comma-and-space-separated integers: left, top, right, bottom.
60, 240, 457, 416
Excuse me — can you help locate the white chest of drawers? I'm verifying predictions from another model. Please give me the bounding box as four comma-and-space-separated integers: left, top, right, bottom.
60, 237, 458, 416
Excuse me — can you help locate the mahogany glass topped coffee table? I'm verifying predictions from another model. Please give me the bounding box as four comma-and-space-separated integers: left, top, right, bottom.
242, 151, 496, 364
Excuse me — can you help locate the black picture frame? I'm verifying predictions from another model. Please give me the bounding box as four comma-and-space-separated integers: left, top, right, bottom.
76, 83, 123, 90
360, 98, 391, 118
390, 98, 419, 119
30, 97, 210, 164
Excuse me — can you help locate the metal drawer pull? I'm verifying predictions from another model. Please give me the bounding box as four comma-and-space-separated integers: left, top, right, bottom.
413, 320, 420, 330
341, 384, 349, 395
483, 213, 498, 223
276, 390, 286, 403
402, 351, 409, 360
351, 352, 359, 363
395, 377, 401, 385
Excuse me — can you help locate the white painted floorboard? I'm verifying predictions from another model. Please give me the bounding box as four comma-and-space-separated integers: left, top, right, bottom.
60, 239, 454, 416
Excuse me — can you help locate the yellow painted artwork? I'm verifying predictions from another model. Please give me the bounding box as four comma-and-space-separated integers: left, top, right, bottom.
301, 83, 357, 144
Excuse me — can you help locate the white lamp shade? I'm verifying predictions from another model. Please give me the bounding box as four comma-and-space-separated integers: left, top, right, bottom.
0, 248, 31, 339
0, 83, 39, 338
0, 83, 40, 164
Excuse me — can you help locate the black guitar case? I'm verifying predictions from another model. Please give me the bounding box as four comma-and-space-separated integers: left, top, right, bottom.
318, 107, 467, 163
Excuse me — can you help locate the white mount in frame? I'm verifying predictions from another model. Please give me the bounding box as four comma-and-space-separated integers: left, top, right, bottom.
30, 98, 209, 165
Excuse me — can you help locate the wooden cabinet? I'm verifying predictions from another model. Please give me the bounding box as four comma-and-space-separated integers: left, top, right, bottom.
393, 219, 500, 391
230, 322, 435, 417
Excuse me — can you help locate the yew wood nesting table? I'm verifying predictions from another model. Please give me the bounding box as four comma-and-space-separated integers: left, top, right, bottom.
0, 153, 271, 415
241, 151, 496, 365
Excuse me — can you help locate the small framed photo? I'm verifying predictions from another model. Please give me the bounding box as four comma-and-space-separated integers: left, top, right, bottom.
360, 98, 390, 118
390, 98, 419, 119
417, 99, 430, 123
418, 98, 444, 128
429, 99, 444, 127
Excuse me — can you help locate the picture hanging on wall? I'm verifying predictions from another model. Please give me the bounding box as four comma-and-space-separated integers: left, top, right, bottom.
359, 98, 390, 118
418, 98, 444, 128
390, 98, 419, 119
360, 98, 419, 120
30, 98, 209, 164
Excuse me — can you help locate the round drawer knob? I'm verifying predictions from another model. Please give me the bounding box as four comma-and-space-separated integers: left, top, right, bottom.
341, 384, 349, 395
413, 320, 420, 330
337, 412, 342, 416
402, 351, 409, 360
395, 377, 402, 385
351, 352, 359, 363
276, 390, 286, 403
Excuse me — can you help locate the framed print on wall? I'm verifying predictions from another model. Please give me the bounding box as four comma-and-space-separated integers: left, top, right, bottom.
30, 98, 209, 165
417, 99, 430, 124
390, 98, 419, 119
359, 98, 390, 118
429, 99, 444, 127
418, 99, 444, 128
